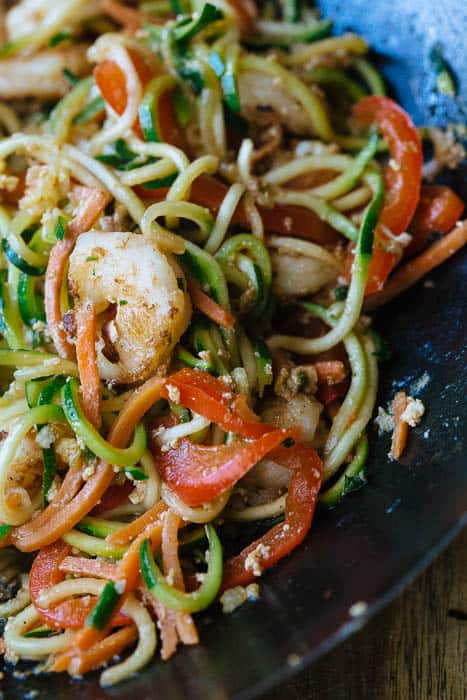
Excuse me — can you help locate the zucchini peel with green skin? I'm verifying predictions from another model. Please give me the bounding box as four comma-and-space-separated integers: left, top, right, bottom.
140, 524, 223, 612
319, 434, 368, 506
2, 239, 46, 276
86, 581, 122, 631
61, 379, 147, 468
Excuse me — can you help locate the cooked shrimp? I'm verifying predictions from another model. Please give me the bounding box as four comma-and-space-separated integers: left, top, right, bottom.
271, 252, 338, 297
6, 0, 99, 42
261, 394, 323, 444
238, 72, 315, 136
0, 46, 90, 100
2, 433, 43, 518
68, 231, 192, 384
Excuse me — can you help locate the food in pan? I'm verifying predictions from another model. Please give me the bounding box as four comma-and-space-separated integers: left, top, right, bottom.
0, 0, 464, 686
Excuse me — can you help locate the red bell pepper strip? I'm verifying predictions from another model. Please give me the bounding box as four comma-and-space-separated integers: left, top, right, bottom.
161, 368, 274, 439
317, 380, 348, 406
407, 184, 464, 255
29, 541, 130, 630
136, 174, 339, 246
220, 442, 322, 591
151, 428, 293, 507
94, 51, 186, 150
92, 480, 134, 515
344, 96, 423, 293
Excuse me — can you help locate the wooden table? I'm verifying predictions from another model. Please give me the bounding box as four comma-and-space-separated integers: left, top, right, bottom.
263, 528, 466, 700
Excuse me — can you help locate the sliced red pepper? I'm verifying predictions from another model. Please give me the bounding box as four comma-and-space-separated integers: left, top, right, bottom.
407, 184, 464, 256
136, 174, 339, 245
220, 442, 322, 590
94, 51, 186, 149
344, 96, 423, 293
29, 541, 129, 631
151, 428, 293, 507
317, 380, 348, 406
161, 368, 274, 439
92, 480, 133, 515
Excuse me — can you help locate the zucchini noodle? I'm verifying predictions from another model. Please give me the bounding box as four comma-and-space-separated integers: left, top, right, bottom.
285, 33, 368, 66
88, 37, 144, 152
267, 235, 340, 270
118, 158, 177, 187
324, 333, 378, 480
240, 54, 334, 141
128, 138, 190, 172
205, 182, 245, 253
225, 494, 286, 521
0, 0, 462, 687
269, 170, 384, 353
4, 602, 74, 658
161, 482, 231, 523
157, 412, 211, 447
100, 594, 156, 687
167, 155, 219, 202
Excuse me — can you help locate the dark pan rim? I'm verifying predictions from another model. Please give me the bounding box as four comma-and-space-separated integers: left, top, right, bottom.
238, 515, 466, 700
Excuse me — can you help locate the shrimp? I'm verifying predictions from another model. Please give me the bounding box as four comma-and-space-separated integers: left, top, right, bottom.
68, 231, 192, 384
261, 394, 323, 445
1, 433, 43, 519
0, 46, 90, 100
238, 72, 315, 136
6, 0, 100, 43
271, 252, 338, 297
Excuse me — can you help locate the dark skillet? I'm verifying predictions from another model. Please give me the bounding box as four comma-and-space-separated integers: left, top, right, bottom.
3, 1, 466, 698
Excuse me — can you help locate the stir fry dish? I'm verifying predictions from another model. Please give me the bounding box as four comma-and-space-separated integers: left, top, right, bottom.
0, 0, 464, 686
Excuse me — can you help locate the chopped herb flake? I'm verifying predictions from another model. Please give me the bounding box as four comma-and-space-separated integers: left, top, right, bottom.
334, 285, 348, 301
343, 470, 367, 496
63, 68, 79, 85
49, 32, 71, 47
54, 216, 66, 241
124, 467, 148, 481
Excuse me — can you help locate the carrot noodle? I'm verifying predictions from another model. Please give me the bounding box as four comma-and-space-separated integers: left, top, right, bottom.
71, 625, 138, 676
75, 301, 102, 429
187, 278, 236, 330
142, 589, 179, 661
59, 556, 119, 580
390, 391, 409, 460
107, 375, 165, 448
11, 462, 114, 552
0, 0, 464, 686
161, 510, 198, 646
108, 500, 168, 545
365, 221, 467, 311
44, 187, 111, 359
67, 187, 111, 239
44, 239, 75, 360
